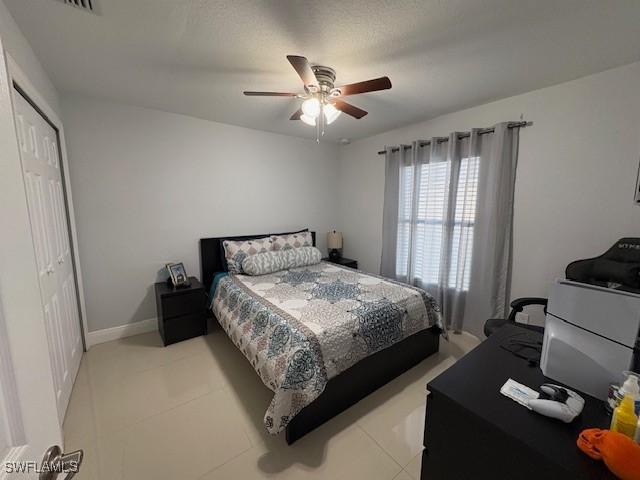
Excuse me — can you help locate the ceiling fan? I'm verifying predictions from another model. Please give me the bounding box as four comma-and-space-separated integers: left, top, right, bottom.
244, 55, 392, 141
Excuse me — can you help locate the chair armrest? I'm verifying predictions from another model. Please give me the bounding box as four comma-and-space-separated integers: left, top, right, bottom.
510, 297, 548, 310
507, 297, 548, 322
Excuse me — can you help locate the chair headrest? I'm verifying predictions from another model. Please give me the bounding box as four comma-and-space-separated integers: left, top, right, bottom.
603, 238, 640, 262
566, 238, 640, 293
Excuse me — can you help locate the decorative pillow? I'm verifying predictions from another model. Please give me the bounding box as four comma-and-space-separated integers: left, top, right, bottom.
242, 246, 322, 276
271, 231, 313, 251
223, 236, 273, 274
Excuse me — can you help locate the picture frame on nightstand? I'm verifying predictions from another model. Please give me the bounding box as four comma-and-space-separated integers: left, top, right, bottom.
166, 262, 191, 288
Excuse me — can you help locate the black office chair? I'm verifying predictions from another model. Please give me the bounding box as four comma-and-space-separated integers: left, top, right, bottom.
483, 297, 548, 337
565, 237, 640, 294
484, 238, 640, 337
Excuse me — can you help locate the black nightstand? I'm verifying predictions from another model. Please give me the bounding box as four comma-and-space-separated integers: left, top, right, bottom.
322, 257, 358, 269
155, 276, 206, 346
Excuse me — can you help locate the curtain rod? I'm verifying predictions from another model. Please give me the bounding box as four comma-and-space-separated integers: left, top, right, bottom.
376, 121, 532, 155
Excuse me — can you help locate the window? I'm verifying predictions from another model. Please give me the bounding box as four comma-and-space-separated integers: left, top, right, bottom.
396, 157, 479, 290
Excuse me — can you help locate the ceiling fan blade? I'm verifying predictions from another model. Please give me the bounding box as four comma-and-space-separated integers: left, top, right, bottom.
287, 55, 318, 88
243, 91, 298, 96
335, 77, 392, 96
290, 108, 303, 120
331, 100, 368, 119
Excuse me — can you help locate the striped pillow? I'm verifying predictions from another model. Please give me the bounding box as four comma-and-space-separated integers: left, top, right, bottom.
242, 247, 322, 275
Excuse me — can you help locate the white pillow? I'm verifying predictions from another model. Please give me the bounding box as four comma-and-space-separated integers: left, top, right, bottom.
242, 246, 322, 275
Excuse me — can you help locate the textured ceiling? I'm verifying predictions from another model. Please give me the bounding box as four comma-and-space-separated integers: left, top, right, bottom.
5, 0, 640, 142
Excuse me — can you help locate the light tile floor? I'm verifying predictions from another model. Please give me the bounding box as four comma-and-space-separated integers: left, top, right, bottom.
63, 327, 480, 480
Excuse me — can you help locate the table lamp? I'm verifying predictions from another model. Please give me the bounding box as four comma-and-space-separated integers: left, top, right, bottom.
327, 230, 343, 260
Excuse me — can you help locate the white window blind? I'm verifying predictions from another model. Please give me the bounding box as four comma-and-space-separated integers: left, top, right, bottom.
396, 157, 479, 290
396, 164, 413, 278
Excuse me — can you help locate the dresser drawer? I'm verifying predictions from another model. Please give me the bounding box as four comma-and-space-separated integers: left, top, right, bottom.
160, 290, 205, 319
160, 313, 206, 346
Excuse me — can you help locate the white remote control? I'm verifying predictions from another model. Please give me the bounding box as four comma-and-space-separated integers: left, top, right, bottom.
500, 379, 584, 423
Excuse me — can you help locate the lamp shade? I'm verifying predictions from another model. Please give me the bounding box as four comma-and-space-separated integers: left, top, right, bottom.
327, 230, 343, 249
300, 114, 316, 126
324, 103, 341, 124
302, 97, 320, 117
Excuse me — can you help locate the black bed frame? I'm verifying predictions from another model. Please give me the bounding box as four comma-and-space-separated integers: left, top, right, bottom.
200, 231, 441, 444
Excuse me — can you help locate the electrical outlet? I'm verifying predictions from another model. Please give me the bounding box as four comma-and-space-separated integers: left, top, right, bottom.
515, 312, 530, 325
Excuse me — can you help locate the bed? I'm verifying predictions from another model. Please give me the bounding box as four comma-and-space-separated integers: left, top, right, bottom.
200, 231, 441, 444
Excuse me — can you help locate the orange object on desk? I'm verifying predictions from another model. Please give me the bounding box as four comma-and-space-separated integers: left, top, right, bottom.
577, 429, 640, 480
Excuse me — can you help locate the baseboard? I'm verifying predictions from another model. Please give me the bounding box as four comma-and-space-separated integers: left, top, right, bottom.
87, 317, 157, 348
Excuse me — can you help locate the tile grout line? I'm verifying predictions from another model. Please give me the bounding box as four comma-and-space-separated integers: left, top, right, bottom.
68, 378, 234, 448
404, 466, 419, 480
355, 424, 405, 472
71, 335, 230, 441
85, 337, 215, 377
70, 338, 278, 461
195, 443, 254, 480
72, 383, 249, 480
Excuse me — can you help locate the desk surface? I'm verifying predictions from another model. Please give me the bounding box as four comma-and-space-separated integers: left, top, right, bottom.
427, 325, 615, 479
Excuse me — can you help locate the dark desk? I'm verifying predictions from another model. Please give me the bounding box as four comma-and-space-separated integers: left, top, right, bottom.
422, 324, 615, 480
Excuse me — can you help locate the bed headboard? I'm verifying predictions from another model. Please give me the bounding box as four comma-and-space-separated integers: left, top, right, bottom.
199, 231, 316, 291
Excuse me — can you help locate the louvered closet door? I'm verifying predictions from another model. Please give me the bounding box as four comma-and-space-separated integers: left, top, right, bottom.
13, 89, 82, 424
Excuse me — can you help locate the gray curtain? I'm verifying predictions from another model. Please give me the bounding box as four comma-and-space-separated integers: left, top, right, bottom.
380, 123, 520, 337
380, 145, 404, 278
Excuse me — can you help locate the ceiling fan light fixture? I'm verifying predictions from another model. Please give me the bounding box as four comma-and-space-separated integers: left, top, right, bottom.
301, 97, 321, 118
244, 55, 391, 141
300, 114, 316, 126
324, 103, 341, 124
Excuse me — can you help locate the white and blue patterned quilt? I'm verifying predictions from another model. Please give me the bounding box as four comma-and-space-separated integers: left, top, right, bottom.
211, 261, 440, 434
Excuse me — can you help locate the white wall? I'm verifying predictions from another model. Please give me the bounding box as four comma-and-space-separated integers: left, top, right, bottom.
61, 95, 340, 333
0, 0, 60, 115
337, 61, 640, 325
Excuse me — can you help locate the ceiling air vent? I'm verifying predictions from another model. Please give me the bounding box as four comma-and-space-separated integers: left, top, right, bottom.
56, 0, 98, 14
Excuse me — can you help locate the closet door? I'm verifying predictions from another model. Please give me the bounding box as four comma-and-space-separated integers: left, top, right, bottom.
13, 89, 82, 423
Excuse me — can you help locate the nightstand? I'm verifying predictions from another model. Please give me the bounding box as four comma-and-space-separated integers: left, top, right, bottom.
155, 276, 206, 346
322, 257, 358, 269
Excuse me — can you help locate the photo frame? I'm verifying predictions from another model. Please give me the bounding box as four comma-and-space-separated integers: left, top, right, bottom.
166, 262, 190, 288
